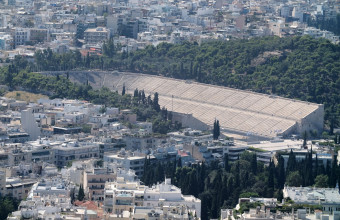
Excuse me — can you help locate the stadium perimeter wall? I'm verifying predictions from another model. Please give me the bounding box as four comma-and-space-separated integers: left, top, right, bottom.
40, 70, 324, 139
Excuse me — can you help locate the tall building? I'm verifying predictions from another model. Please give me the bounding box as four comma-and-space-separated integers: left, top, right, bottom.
14, 28, 30, 46
21, 109, 41, 141
85, 168, 115, 201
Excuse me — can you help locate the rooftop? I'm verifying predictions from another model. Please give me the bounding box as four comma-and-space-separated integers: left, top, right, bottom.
283, 186, 340, 204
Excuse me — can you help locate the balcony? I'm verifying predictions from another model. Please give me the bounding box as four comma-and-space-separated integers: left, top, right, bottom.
89, 186, 104, 190
115, 201, 132, 206
88, 180, 106, 183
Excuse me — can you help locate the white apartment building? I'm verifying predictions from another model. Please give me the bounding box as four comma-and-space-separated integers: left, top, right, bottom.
21, 109, 41, 141
84, 27, 110, 44
104, 178, 201, 218
104, 153, 151, 178
54, 142, 100, 167
0, 33, 13, 50
104, 176, 146, 214
28, 178, 70, 198
14, 195, 72, 219
7, 178, 74, 220
283, 186, 340, 213
144, 179, 201, 218
131, 205, 194, 220
14, 28, 30, 46
6, 177, 36, 200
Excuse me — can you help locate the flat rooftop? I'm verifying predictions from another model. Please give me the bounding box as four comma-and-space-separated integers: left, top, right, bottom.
283, 186, 340, 204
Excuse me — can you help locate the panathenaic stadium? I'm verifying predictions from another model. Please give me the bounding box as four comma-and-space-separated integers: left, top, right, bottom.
56, 71, 324, 140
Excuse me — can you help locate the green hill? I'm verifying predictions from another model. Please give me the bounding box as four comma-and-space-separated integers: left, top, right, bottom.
7, 35, 340, 132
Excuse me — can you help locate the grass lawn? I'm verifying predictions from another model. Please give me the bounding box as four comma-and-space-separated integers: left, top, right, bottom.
4, 91, 48, 103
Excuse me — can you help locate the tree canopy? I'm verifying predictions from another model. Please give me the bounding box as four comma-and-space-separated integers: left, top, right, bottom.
17, 36, 340, 132
142, 150, 339, 220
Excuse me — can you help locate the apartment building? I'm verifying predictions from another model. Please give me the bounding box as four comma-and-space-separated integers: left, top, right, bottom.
84, 27, 110, 44
54, 142, 100, 167
104, 178, 201, 218
14, 28, 30, 46
103, 153, 153, 178
85, 168, 115, 201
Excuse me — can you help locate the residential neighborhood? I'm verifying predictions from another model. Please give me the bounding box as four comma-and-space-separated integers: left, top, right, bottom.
0, 0, 339, 60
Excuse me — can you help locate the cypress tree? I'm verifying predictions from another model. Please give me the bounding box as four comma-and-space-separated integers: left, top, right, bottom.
267, 160, 275, 189
224, 154, 229, 172
122, 84, 126, 96
314, 154, 319, 178
330, 155, 338, 187
213, 120, 217, 139
189, 170, 198, 197
287, 149, 296, 173
304, 150, 314, 186
235, 161, 240, 187
326, 160, 331, 186
141, 90, 146, 104
153, 92, 160, 112
213, 119, 220, 140
251, 153, 257, 175
199, 162, 206, 192
134, 88, 138, 98
267, 166, 274, 197
277, 155, 285, 189
227, 176, 234, 197
77, 184, 85, 201
302, 131, 308, 147
177, 157, 182, 167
